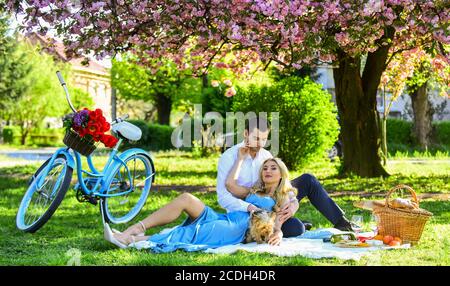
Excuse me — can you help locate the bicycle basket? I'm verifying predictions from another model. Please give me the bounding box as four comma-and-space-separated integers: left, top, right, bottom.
63, 129, 97, 156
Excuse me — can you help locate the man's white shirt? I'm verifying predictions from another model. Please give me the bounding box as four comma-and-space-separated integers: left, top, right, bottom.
216, 141, 273, 213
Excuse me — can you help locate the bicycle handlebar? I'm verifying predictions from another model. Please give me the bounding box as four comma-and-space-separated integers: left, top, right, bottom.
112, 114, 129, 125
56, 71, 66, 86
56, 71, 76, 113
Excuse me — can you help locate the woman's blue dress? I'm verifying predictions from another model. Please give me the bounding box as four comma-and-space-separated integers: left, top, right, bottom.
144, 194, 276, 253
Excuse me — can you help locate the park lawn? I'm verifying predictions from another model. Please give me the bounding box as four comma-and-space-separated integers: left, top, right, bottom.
97, 150, 450, 193
0, 151, 449, 266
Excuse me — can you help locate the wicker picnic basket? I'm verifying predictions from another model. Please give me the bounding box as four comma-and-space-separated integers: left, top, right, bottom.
373, 184, 433, 245
63, 129, 97, 156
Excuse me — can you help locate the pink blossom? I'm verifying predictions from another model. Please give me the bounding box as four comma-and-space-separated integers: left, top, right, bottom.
211, 80, 219, 87
335, 32, 351, 46
223, 79, 233, 87
225, 87, 236, 97
4, 0, 447, 76
90, 2, 105, 11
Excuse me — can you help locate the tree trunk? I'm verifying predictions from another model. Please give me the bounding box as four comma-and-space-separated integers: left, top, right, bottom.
410, 82, 433, 148
202, 74, 208, 88
154, 93, 172, 125
333, 49, 390, 177
20, 124, 29, 145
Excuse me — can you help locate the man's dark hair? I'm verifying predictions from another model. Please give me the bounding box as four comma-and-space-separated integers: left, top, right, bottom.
245, 114, 270, 133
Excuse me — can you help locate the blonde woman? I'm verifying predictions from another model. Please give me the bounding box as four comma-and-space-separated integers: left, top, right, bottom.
104, 149, 292, 251
226, 152, 299, 244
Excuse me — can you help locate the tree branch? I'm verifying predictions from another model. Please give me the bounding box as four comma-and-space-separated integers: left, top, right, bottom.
200, 40, 227, 76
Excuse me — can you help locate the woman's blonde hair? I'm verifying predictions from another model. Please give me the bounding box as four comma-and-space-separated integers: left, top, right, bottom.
251, 157, 298, 208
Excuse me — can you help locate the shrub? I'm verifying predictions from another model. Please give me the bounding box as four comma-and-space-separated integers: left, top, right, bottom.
386, 119, 413, 145
3, 126, 65, 146
29, 128, 64, 146
232, 76, 339, 170
120, 120, 175, 151
433, 121, 450, 145
2, 126, 21, 144
385, 119, 449, 147
385, 120, 450, 156
147, 124, 175, 151
121, 120, 150, 149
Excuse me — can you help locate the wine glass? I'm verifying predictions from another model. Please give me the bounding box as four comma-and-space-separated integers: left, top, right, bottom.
351, 215, 363, 233
369, 214, 379, 235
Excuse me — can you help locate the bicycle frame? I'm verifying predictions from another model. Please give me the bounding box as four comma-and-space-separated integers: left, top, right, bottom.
35, 138, 154, 199
16, 71, 157, 232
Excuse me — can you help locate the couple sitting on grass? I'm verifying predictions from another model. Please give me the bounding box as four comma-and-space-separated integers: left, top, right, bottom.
104, 115, 358, 252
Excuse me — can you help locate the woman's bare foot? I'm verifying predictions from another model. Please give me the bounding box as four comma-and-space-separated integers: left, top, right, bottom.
113, 232, 150, 246
123, 221, 146, 236
113, 232, 134, 245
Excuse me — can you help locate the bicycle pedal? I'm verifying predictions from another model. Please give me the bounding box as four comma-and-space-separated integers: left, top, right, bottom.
75, 188, 97, 205
87, 196, 98, 205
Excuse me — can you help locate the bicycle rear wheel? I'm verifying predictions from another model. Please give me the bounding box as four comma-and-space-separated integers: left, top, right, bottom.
102, 153, 154, 224
16, 155, 73, 233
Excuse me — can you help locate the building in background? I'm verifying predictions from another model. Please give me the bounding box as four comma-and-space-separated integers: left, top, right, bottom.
27, 34, 113, 121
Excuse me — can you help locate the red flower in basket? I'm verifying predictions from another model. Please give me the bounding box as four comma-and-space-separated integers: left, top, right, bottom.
100, 134, 119, 148
64, 108, 118, 148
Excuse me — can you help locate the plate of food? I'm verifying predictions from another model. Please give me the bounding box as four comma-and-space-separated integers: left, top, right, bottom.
334, 240, 371, 248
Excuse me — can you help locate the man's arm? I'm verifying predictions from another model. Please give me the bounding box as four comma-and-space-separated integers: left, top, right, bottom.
217, 152, 251, 212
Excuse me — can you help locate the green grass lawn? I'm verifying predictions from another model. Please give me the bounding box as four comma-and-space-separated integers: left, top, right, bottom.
0, 151, 449, 266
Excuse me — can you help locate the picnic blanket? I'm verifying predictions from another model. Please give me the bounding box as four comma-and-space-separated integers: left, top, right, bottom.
130, 228, 410, 261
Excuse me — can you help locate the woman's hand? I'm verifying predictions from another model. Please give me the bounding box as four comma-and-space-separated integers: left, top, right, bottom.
277, 201, 297, 224
268, 230, 283, 246
247, 204, 261, 214
238, 147, 249, 161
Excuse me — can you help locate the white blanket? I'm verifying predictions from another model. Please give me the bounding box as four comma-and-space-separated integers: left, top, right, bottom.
131, 228, 410, 261
204, 237, 409, 261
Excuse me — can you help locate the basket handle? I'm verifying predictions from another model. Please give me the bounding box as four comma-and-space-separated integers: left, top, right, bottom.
385, 184, 419, 208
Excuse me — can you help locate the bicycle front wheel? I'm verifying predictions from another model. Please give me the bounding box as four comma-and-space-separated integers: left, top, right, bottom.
16, 155, 73, 233
102, 153, 154, 224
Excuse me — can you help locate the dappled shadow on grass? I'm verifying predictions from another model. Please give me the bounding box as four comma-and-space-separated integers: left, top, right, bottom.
155, 170, 217, 180
419, 201, 450, 224
1, 198, 449, 265
154, 152, 197, 159
321, 173, 449, 194
0, 164, 40, 177
2, 158, 448, 194
1, 160, 449, 265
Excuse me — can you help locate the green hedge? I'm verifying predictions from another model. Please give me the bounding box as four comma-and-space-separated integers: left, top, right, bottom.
386, 119, 414, 145
2, 126, 21, 144
29, 128, 64, 146
433, 121, 450, 145
2, 126, 64, 146
147, 124, 175, 151
385, 119, 450, 155
386, 119, 450, 146
120, 120, 175, 151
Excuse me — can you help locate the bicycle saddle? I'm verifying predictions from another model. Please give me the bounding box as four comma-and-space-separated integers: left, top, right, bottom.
111, 121, 142, 141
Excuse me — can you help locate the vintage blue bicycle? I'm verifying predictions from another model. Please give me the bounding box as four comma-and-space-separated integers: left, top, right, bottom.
16, 71, 156, 233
